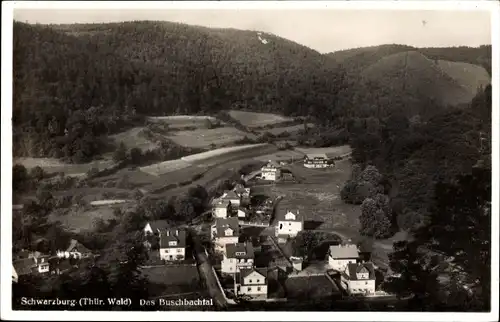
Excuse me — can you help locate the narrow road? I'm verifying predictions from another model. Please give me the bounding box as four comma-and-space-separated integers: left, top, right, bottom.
190, 229, 228, 309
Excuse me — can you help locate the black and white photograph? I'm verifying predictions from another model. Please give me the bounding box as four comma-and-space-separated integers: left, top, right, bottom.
1, 1, 498, 321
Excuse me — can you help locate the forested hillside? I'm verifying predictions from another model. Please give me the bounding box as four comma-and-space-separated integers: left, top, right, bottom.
13, 21, 348, 160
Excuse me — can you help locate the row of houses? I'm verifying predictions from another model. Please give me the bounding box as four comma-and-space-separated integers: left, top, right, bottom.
12, 239, 95, 282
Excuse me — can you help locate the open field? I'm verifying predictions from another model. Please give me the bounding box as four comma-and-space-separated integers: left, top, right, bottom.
109, 127, 159, 151
139, 159, 193, 176
48, 203, 130, 232
294, 145, 352, 158
253, 150, 305, 163
227, 110, 294, 128
181, 143, 277, 166
252, 159, 360, 237
142, 265, 202, 297
14, 157, 115, 176
147, 115, 220, 129
257, 123, 315, 136
284, 275, 340, 300
167, 127, 254, 148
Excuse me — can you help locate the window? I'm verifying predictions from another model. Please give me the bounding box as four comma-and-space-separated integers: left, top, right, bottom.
168, 241, 177, 246
249, 279, 252, 283
177, 249, 182, 253
365, 282, 368, 285
256, 279, 260, 283
289, 223, 291, 225
257, 287, 261, 291
164, 249, 169, 253
247, 287, 251, 291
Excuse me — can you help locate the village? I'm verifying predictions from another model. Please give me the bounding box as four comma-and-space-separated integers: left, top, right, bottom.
13, 147, 395, 308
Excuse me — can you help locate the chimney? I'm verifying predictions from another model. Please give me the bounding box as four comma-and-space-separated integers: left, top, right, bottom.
166, 230, 170, 236
175, 230, 179, 236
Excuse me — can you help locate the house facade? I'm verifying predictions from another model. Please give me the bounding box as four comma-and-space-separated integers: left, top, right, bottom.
213, 200, 231, 219
340, 262, 376, 295
303, 153, 334, 169
212, 217, 240, 253
328, 244, 360, 271
261, 161, 281, 181
275, 210, 303, 243
221, 242, 254, 274
159, 229, 187, 261
235, 268, 268, 299
57, 239, 92, 259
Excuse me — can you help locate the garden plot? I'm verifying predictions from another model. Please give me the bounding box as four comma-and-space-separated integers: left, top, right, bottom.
257, 123, 316, 136
284, 275, 339, 300
253, 150, 305, 163
109, 127, 159, 151
139, 159, 193, 176
14, 157, 115, 177
167, 127, 254, 149
295, 145, 352, 158
227, 110, 293, 128
181, 143, 277, 167
142, 265, 202, 297
147, 115, 220, 129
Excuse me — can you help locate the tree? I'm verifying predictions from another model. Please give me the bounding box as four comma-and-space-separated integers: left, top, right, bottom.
129, 147, 142, 165
113, 142, 127, 163
30, 166, 45, 182
13, 164, 29, 192
359, 194, 392, 239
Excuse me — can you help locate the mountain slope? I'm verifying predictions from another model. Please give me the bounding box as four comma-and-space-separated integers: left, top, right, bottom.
361, 51, 476, 107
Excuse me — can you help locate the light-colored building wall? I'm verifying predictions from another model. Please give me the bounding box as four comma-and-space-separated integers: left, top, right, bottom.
328, 258, 357, 271
214, 237, 239, 253
238, 284, 268, 296
221, 257, 254, 274
261, 168, 281, 181
214, 207, 228, 218
341, 278, 376, 295
160, 247, 185, 261
276, 220, 303, 237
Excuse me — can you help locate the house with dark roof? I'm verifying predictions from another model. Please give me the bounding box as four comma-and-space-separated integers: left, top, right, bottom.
221, 242, 254, 274
220, 190, 241, 207
340, 262, 376, 295
233, 184, 251, 202
159, 228, 187, 261
235, 268, 268, 300
212, 199, 231, 219
261, 160, 281, 181
211, 217, 240, 253
57, 239, 93, 259
328, 244, 360, 271
303, 152, 335, 168
275, 210, 303, 243
144, 220, 170, 235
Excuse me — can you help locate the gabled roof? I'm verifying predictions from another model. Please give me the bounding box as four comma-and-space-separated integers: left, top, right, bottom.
13, 258, 36, 276
226, 243, 254, 259
159, 228, 187, 248
214, 217, 240, 237
221, 190, 240, 200
240, 267, 267, 285
146, 220, 170, 232
66, 239, 91, 253
306, 153, 329, 160
214, 199, 231, 208
329, 244, 359, 259
276, 210, 302, 222
262, 160, 281, 168
343, 262, 375, 280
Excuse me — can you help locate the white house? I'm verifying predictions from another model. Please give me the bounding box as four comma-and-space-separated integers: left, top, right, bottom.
340, 262, 376, 295
235, 268, 268, 300
143, 220, 169, 236
159, 228, 187, 261
328, 244, 360, 271
57, 239, 93, 259
213, 199, 231, 219
221, 242, 254, 274
211, 217, 240, 253
303, 153, 334, 168
261, 160, 281, 181
275, 210, 303, 243
220, 190, 241, 207
33, 255, 50, 273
